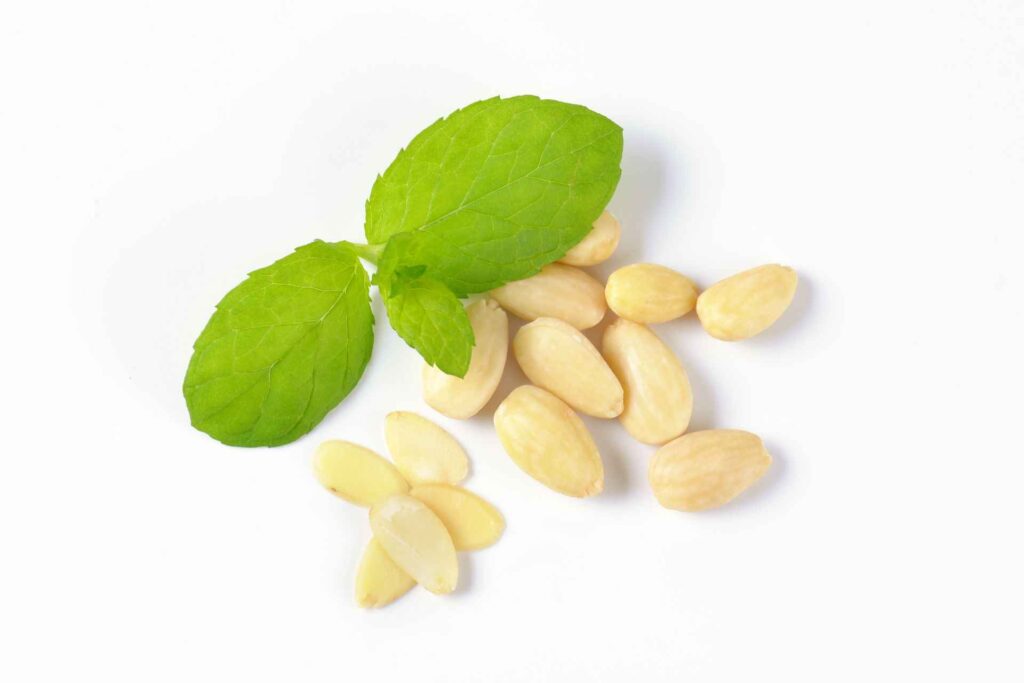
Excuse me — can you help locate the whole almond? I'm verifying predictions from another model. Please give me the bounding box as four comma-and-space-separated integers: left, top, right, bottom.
369, 494, 458, 595
605, 263, 699, 323
559, 211, 621, 266
354, 538, 416, 608
649, 429, 772, 511
602, 319, 692, 445
696, 264, 798, 340
513, 317, 623, 418
313, 440, 409, 506
493, 385, 604, 497
410, 484, 505, 550
490, 263, 606, 330
384, 411, 469, 486
422, 298, 508, 419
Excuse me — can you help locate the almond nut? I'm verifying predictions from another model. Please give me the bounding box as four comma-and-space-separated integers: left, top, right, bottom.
558, 211, 621, 266
513, 317, 623, 418
493, 385, 604, 497
354, 538, 416, 608
369, 494, 458, 594
410, 484, 505, 550
602, 319, 692, 445
422, 298, 508, 419
696, 264, 798, 340
384, 411, 469, 486
648, 429, 771, 511
605, 263, 699, 323
313, 440, 409, 506
490, 263, 606, 330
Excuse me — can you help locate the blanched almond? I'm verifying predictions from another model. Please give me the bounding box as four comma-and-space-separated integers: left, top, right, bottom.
605, 263, 699, 323
649, 429, 772, 511
493, 385, 604, 497
384, 411, 469, 486
354, 538, 416, 608
410, 484, 505, 550
369, 494, 458, 595
513, 317, 623, 418
696, 264, 798, 340
422, 298, 508, 419
602, 319, 692, 445
313, 440, 409, 506
490, 263, 606, 330
559, 211, 621, 266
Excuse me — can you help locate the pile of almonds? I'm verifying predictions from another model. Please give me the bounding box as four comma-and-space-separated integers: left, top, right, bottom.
317, 210, 797, 606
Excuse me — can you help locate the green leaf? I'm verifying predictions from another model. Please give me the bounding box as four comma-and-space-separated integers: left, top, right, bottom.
382, 275, 474, 377
183, 241, 374, 447
366, 95, 623, 296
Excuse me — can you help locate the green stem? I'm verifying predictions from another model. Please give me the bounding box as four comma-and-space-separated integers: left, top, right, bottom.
339, 241, 384, 265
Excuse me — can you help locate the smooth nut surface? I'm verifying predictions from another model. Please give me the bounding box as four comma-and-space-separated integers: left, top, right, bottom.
490, 263, 606, 330
313, 440, 409, 506
513, 317, 623, 418
649, 429, 771, 511
605, 263, 699, 323
385, 411, 469, 486
696, 264, 798, 340
559, 211, 621, 266
410, 484, 505, 550
602, 319, 692, 445
369, 494, 458, 595
494, 385, 604, 497
354, 538, 416, 608
422, 298, 508, 419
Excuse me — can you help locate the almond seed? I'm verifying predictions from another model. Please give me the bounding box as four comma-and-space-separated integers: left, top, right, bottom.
558, 211, 621, 266
354, 538, 416, 608
605, 263, 699, 323
602, 319, 692, 445
369, 494, 458, 594
384, 411, 469, 486
696, 264, 798, 340
490, 263, 606, 330
410, 484, 505, 550
513, 317, 623, 418
313, 440, 409, 506
422, 298, 508, 419
648, 429, 772, 511
493, 385, 604, 497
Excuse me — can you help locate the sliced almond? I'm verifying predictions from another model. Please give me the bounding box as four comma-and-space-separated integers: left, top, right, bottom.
605, 263, 699, 323
559, 211, 621, 266
494, 385, 604, 497
513, 317, 623, 418
602, 319, 692, 445
410, 484, 505, 550
422, 298, 508, 419
384, 411, 469, 486
490, 263, 606, 330
649, 429, 772, 511
354, 538, 416, 608
696, 264, 798, 340
313, 440, 409, 506
369, 494, 458, 595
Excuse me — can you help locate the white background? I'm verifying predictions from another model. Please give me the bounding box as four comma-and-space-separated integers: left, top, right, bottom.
2, 1, 1022, 681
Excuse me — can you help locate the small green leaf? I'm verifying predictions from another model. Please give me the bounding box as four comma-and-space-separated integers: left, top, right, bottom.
183, 241, 374, 447
366, 95, 623, 296
383, 276, 474, 377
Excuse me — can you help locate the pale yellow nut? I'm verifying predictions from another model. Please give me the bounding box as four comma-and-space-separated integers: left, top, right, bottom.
422, 298, 508, 419
493, 385, 604, 497
369, 494, 458, 595
354, 538, 416, 608
605, 263, 699, 324
696, 264, 798, 341
384, 411, 469, 486
559, 211, 622, 266
649, 429, 772, 511
602, 319, 692, 445
410, 484, 505, 550
513, 317, 623, 418
313, 440, 409, 506
490, 263, 606, 330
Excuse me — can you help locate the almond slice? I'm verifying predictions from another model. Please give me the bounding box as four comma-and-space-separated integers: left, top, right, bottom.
369, 494, 458, 595
313, 440, 409, 506
410, 484, 505, 550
